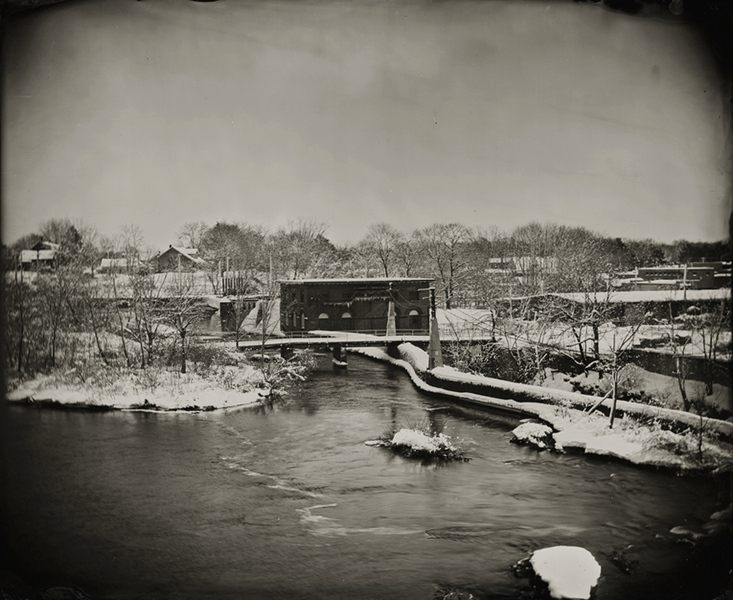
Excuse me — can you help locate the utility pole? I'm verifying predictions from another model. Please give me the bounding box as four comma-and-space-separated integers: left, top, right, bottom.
427, 285, 443, 370
386, 282, 396, 336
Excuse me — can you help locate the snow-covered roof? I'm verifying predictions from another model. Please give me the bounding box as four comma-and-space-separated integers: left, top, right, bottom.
159, 246, 208, 266
550, 289, 730, 304
280, 277, 433, 285
100, 258, 138, 268
20, 249, 57, 262
30, 241, 60, 251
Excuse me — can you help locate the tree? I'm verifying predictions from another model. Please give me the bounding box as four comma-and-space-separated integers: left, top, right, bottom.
508, 222, 560, 295
597, 305, 647, 428
416, 223, 470, 309
176, 221, 210, 249
550, 226, 609, 293
163, 271, 210, 374
361, 223, 403, 277
268, 220, 334, 280
667, 299, 731, 413
393, 231, 424, 277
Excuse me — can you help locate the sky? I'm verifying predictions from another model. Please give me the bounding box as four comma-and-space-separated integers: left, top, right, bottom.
2, 0, 731, 250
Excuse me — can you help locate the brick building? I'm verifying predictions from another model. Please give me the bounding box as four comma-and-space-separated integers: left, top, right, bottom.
279, 278, 433, 334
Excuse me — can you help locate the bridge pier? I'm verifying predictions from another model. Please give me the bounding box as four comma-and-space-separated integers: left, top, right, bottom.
332, 344, 348, 368
281, 345, 294, 360
386, 342, 401, 359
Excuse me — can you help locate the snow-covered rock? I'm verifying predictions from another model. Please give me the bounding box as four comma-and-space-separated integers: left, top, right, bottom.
511, 422, 555, 450
391, 428, 453, 453
529, 546, 601, 599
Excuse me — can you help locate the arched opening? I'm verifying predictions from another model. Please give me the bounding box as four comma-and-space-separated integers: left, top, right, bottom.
408, 308, 421, 330
299, 311, 306, 330
341, 311, 353, 331
318, 312, 330, 330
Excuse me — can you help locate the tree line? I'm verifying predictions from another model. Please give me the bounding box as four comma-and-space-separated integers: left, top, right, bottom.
4, 217, 730, 308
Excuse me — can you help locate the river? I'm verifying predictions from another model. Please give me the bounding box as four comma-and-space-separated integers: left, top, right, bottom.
2, 354, 731, 600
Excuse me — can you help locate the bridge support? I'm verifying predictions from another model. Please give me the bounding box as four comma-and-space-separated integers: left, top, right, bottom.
281, 345, 294, 360
332, 344, 348, 368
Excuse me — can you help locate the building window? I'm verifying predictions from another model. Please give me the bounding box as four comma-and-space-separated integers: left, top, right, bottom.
300, 311, 306, 330
341, 311, 353, 331
408, 309, 421, 330
318, 313, 330, 329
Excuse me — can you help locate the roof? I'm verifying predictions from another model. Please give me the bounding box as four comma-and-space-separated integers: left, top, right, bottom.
30, 241, 60, 251
550, 289, 730, 304
280, 277, 434, 285
20, 249, 57, 262
100, 258, 138, 268
158, 246, 208, 266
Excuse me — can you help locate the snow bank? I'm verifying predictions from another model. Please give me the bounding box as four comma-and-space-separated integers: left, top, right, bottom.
7, 366, 267, 412
353, 343, 733, 472
429, 364, 733, 439
530, 546, 601, 599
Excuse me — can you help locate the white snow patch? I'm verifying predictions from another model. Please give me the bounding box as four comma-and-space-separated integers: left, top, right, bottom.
391, 428, 454, 453
7, 365, 267, 412
530, 546, 601, 600
512, 422, 554, 449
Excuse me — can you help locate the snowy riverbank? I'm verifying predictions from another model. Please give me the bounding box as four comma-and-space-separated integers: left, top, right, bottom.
352, 343, 733, 474
5, 364, 269, 412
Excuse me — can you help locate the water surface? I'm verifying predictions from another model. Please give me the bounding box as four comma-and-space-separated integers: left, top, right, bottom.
3, 354, 730, 599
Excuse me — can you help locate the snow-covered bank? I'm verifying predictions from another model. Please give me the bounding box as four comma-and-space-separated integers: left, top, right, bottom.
6, 365, 268, 412
352, 344, 733, 473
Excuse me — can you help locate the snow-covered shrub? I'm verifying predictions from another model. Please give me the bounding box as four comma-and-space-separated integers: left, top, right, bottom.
374, 425, 468, 461
259, 350, 318, 400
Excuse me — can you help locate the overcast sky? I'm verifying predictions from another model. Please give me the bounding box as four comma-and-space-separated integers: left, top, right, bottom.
2, 0, 731, 249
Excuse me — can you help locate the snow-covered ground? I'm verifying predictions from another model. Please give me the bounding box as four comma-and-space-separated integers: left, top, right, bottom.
433, 305, 731, 361
353, 343, 733, 473
6, 364, 268, 412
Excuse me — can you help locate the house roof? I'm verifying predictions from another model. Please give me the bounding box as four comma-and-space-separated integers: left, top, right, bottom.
550, 289, 730, 304
280, 277, 434, 285
30, 241, 60, 251
100, 258, 138, 268
20, 249, 57, 262
158, 246, 208, 266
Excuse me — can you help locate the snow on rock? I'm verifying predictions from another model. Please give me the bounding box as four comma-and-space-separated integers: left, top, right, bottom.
530, 546, 602, 600
511, 422, 555, 450
391, 428, 453, 453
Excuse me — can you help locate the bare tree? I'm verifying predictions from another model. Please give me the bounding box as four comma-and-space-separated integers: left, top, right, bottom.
667, 299, 731, 413
162, 271, 210, 374
416, 223, 470, 309
393, 231, 423, 277
268, 220, 332, 280
176, 221, 210, 249
361, 223, 402, 277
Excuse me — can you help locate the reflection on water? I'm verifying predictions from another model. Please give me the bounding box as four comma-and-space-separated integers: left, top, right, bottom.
2, 354, 731, 600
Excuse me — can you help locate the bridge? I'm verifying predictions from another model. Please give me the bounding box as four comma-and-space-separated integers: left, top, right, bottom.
235, 330, 496, 366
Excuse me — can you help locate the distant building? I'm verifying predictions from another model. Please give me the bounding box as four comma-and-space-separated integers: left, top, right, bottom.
154, 246, 208, 272
98, 257, 141, 274
20, 241, 60, 270
612, 262, 731, 291
279, 278, 433, 334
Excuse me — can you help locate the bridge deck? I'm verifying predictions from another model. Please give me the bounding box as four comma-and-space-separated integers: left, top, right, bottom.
235, 330, 496, 350
236, 333, 430, 350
